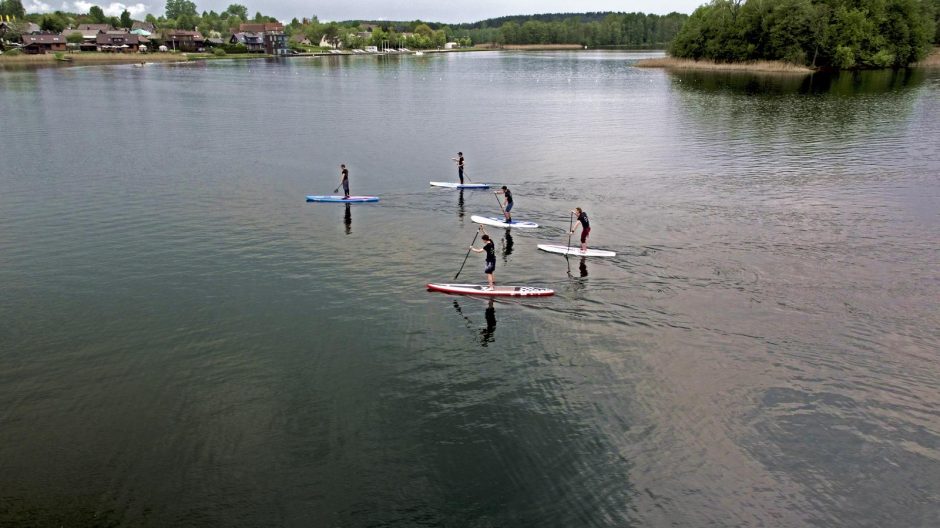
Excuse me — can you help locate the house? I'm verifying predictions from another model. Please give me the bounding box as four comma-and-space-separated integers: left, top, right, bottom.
263, 31, 288, 55
62, 27, 104, 51
78, 24, 112, 32
96, 30, 147, 52
230, 32, 264, 52
244, 33, 264, 52
163, 30, 204, 52
21, 33, 67, 54
131, 22, 155, 34
444, 42, 458, 50
238, 22, 284, 33
319, 35, 341, 49
290, 33, 311, 46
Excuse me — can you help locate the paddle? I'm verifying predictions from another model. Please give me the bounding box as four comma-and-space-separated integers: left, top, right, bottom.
565, 212, 574, 277
454, 231, 479, 280
494, 192, 506, 218
567, 212, 574, 250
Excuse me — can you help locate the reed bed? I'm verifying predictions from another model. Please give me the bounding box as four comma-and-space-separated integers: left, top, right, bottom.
635, 56, 812, 73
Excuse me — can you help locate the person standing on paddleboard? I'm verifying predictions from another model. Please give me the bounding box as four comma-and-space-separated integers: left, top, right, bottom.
451, 152, 465, 184
337, 164, 350, 198
570, 207, 591, 252
469, 225, 496, 289
495, 186, 513, 222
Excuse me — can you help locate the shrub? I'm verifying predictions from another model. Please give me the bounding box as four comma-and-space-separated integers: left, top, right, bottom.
212, 47, 226, 56
4, 48, 23, 56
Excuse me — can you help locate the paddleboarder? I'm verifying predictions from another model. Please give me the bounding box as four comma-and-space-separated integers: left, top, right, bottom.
337, 164, 350, 198
469, 225, 496, 289
495, 186, 513, 222
570, 207, 591, 252
451, 152, 465, 184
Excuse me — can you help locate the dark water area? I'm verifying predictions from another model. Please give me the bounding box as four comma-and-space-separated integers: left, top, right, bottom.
1, 51, 938, 527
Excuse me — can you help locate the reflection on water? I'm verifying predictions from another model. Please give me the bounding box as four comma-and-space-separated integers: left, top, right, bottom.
344, 203, 351, 235
669, 67, 926, 95
457, 189, 464, 219
578, 257, 588, 278
501, 230, 513, 260
452, 299, 498, 347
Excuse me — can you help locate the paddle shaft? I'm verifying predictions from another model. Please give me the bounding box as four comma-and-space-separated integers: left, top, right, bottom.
494, 193, 506, 216
454, 231, 480, 280
567, 212, 574, 249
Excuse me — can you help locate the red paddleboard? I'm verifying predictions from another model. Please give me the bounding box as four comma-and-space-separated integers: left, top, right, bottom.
427, 283, 555, 297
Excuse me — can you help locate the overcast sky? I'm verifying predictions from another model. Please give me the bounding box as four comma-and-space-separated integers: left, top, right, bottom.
26, 0, 705, 23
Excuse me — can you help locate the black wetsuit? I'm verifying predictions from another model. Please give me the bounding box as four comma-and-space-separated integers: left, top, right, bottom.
483, 240, 496, 273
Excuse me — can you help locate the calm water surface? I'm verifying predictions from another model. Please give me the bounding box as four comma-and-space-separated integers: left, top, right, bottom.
1, 51, 938, 527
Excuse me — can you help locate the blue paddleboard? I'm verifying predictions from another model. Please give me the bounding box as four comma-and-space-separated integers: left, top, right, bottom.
306, 195, 380, 203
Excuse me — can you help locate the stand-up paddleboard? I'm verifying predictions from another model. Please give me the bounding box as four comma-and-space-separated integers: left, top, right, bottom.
471, 215, 538, 229
537, 244, 616, 257
427, 283, 555, 297
430, 182, 492, 189
306, 195, 379, 203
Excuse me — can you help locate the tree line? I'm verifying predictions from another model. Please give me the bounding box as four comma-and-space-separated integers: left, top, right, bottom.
670, 0, 938, 68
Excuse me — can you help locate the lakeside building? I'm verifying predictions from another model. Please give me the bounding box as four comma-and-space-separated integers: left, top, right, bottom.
21, 33, 66, 54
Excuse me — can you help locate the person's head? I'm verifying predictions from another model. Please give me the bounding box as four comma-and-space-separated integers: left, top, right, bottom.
575, 207, 582, 214
501, 185, 508, 191
341, 164, 346, 169
482, 234, 490, 242
458, 152, 463, 156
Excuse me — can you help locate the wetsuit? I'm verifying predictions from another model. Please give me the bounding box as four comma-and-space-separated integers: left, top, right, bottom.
577, 211, 591, 243
503, 188, 513, 213
483, 240, 496, 274
341, 167, 349, 197
457, 155, 465, 184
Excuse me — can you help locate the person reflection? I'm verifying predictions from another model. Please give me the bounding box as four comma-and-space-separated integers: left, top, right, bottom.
480, 299, 496, 346
457, 189, 465, 219
579, 257, 588, 278
344, 203, 352, 235
502, 230, 513, 260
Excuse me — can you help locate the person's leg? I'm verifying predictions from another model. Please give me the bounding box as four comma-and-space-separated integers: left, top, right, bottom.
459, 167, 464, 184
343, 181, 350, 198
487, 272, 495, 288
581, 228, 589, 251
504, 202, 512, 221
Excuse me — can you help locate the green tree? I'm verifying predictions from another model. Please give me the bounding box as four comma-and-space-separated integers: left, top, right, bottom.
119, 9, 132, 29
0, 0, 27, 19
88, 5, 106, 24
65, 30, 83, 45
39, 12, 66, 33
224, 4, 247, 20
165, 0, 197, 20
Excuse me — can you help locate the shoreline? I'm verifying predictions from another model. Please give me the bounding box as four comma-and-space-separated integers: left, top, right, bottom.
0, 53, 194, 66
635, 56, 812, 73
914, 47, 940, 67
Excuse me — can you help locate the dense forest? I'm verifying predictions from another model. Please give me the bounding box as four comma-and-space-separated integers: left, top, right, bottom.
670, 0, 938, 68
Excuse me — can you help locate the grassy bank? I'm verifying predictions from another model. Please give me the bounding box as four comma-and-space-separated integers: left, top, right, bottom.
915, 47, 940, 67
0, 52, 190, 65
635, 56, 812, 73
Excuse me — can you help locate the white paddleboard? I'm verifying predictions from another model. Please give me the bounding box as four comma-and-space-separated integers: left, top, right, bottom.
537, 244, 616, 257
430, 182, 492, 189
427, 283, 554, 297
470, 215, 539, 229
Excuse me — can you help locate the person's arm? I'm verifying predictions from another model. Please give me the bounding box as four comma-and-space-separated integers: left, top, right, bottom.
470, 247, 483, 253
570, 212, 580, 233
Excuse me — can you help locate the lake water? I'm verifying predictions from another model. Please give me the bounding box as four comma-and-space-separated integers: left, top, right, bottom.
1, 51, 938, 526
